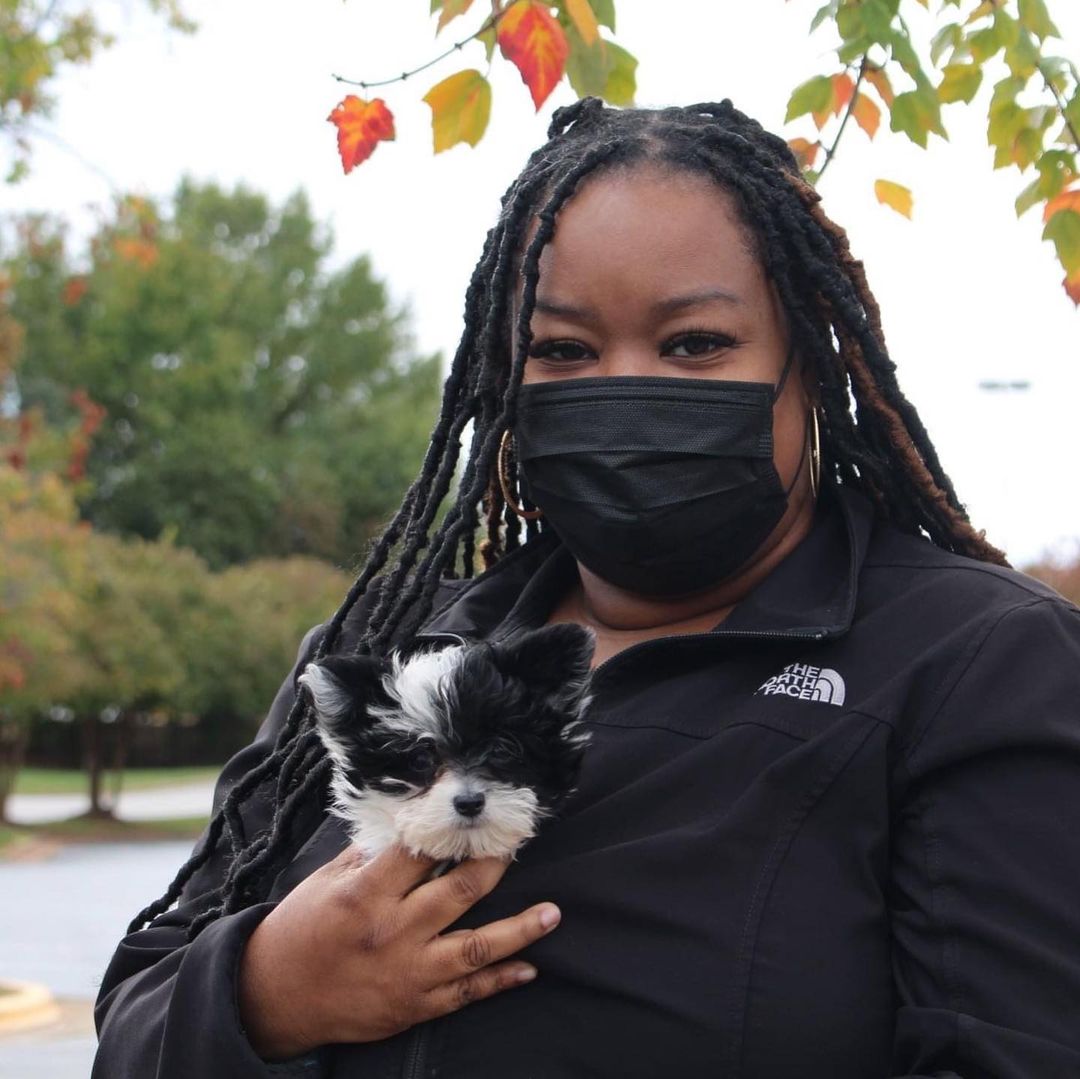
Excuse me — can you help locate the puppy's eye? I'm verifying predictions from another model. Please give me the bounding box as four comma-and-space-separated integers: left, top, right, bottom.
407, 745, 437, 774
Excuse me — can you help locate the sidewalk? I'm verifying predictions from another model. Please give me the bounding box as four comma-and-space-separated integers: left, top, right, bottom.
6, 781, 217, 825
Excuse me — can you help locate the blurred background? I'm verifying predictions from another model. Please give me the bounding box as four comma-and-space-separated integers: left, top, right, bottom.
1, 1, 1078, 1074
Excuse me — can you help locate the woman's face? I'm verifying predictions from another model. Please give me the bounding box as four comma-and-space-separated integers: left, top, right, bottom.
519, 165, 812, 493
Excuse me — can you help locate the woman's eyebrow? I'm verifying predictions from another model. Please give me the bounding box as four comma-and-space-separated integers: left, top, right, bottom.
533, 288, 744, 322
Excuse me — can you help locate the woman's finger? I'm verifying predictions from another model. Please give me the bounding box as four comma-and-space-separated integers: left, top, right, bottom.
421, 960, 539, 1020
350, 843, 439, 900
424, 904, 561, 986
401, 856, 512, 934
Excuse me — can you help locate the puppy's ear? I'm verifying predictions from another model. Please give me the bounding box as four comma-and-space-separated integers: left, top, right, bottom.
493, 623, 595, 709
298, 654, 388, 734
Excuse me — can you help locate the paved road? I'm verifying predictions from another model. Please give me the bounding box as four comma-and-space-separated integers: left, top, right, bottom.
6, 780, 217, 825
0, 840, 195, 1078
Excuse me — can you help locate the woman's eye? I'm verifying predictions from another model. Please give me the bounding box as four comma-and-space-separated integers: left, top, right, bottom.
527, 339, 594, 363
664, 332, 735, 358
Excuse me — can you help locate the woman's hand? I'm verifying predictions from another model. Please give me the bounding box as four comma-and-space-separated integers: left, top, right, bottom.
237, 843, 560, 1061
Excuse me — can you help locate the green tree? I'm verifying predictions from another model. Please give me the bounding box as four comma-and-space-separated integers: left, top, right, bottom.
6, 180, 442, 568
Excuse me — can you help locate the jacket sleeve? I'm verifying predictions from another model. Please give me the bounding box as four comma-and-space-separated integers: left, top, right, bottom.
92, 623, 329, 1079
888, 596, 1080, 1079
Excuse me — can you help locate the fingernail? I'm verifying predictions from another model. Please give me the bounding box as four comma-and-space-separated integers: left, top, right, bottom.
515, 965, 537, 984
539, 905, 561, 931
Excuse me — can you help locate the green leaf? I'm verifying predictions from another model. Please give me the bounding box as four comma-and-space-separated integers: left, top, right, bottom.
785, 75, 834, 123
1043, 208, 1080, 275
890, 88, 945, 148
969, 24, 1005, 62
835, 6, 864, 41
564, 23, 609, 97
1018, 0, 1059, 41
810, 1, 839, 34
939, 62, 982, 104
588, 0, 616, 31
930, 23, 963, 66
476, 23, 497, 62
601, 41, 636, 107
1004, 31, 1040, 79
1015, 177, 1043, 216
422, 69, 491, 152
860, 0, 896, 41
887, 29, 928, 84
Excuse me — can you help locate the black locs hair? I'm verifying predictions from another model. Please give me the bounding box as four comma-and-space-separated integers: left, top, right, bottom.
130, 96, 1006, 939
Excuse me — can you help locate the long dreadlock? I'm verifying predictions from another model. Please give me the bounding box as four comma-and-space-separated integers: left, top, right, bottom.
130, 96, 1006, 940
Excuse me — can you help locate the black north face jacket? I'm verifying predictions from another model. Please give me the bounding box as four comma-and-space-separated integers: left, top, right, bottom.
93, 486, 1080, 1078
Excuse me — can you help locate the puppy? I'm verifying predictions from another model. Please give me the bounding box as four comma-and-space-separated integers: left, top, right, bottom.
298, 623, 595, 863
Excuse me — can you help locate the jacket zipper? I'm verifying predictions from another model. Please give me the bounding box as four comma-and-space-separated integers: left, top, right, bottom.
402, 1024, 431, 1079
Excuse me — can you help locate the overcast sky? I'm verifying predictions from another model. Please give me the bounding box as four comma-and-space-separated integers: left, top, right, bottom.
3, 0, 1079, 565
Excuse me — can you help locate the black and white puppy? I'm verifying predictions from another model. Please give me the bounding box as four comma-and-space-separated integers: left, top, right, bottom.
298, 623, 595, 863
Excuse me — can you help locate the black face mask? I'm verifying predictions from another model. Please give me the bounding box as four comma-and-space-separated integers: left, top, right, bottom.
514, 362, 804, 597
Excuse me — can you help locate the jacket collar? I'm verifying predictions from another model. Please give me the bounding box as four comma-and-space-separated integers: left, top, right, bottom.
416, 482, 873, 646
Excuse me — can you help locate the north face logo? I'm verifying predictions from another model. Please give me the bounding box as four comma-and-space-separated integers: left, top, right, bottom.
756, 663, 846, 706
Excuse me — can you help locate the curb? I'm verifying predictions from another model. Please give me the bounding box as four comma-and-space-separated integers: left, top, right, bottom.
0, 980, 61, 1034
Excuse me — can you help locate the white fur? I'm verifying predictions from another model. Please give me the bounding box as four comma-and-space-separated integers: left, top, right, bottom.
335, 768, 542, 862
368, 646, 464, 739
298, 665, 353, 724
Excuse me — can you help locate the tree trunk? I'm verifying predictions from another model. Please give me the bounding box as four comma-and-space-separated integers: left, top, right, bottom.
0, 714, 29, 824
82, 713, 114, 819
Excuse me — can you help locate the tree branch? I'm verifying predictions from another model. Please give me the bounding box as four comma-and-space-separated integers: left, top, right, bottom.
816, 60, 866, 183
332, 8, 507, 92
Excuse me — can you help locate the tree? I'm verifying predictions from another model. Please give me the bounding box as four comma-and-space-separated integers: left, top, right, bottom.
326, 1, 1079, 304
0, 0, 194, 182
5, 180, 442, 568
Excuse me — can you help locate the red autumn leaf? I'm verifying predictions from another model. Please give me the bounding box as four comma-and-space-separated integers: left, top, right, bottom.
62, 275, 88, 305
327, 96, 395, 174
497, 0, 569, 110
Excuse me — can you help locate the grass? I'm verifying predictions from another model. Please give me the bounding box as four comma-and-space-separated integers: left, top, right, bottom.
0, 814, 210, 857
13, 765, 220, 796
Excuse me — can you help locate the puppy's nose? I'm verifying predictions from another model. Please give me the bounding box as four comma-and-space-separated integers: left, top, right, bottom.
453, 791, 486, 818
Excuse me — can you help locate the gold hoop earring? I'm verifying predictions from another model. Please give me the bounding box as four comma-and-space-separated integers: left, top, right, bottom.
809, 406, 822, 500
498, 429, 543, 520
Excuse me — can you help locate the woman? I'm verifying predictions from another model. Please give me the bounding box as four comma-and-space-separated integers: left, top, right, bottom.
93, 99, 1080, 1077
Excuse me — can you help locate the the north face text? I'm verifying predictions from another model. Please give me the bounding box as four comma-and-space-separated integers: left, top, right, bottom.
756, 663, 846, 706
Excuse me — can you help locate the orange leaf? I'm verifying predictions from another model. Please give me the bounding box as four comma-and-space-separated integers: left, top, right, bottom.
787, 137, 820, 169
113, 237, 159, 268
497, 0, 569, 110
874, 179, 914, 219
436, 0, 474, 32
1065, 268, 1080, 305
852, 93, 881, 138
1043, 187, 1080, 223
864, 66, 895, 107
832, 72, 855, 111
327, 96, 395, 174
62, 276, 87, 306
564, 0, 599, 45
